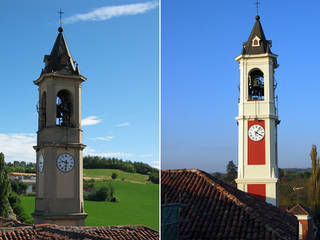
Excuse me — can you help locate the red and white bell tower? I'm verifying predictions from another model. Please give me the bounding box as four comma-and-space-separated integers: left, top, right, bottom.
235, 15, 279, 206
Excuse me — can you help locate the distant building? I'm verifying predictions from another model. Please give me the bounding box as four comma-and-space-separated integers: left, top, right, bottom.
288, 204, 317, 240
161, 169, 298, 239
8, 172, 36, 194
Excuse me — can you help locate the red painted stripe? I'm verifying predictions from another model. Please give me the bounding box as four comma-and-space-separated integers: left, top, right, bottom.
247, 184, 266, 201
248, 120, 265, 165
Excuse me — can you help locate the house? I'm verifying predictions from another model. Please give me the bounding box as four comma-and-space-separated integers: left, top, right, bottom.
161, 169, 299, 239
0, 217, 159, 240
288, 204, 316, 240
8, 172, 36, 194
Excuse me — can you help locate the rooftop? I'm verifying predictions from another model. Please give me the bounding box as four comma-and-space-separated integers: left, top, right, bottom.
0, 217, 159, 240
161, 169, 298, 239
288, 203, 313, 216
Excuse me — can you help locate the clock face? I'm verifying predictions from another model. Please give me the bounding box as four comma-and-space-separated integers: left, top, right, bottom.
248, 124, 265, 141
38, 154, 44, 172
57, 153, 74, 172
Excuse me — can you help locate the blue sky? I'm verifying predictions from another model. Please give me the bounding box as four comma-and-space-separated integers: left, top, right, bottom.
162, 0, 320, 172
0, 0, 159, 168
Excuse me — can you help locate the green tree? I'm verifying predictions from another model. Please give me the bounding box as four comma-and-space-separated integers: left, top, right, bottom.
212, 172, 224, 180
11, 181, 28, 195
148, 172, 159, 184
111, 173, 118, 180
224, 160, 237, 186
0, 153, 11, 218
310, 145, 320, 219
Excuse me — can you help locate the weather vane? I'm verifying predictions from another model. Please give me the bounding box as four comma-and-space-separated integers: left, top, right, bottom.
57, 8, 64, 27
255, 0, 260, 15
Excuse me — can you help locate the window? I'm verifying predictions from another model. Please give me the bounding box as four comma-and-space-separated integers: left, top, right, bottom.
56, 90, 72, 126
252, 36, 260, 47
39, 92, 46, 129
248, 69, 264, 100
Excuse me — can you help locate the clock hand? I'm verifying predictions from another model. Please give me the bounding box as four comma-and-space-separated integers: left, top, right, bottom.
255, 131, 262, 137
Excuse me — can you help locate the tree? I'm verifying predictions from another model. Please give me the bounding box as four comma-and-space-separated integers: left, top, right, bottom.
148, 172, 159, 184
224, 160, 237, 186
84, 184, 116, 202
310, 145, 320, 219
212, 172, 224, 180
0, 153, 11, 218
278, 168, 284, 179
11, 181, 28, 195
111, 173, 118, 180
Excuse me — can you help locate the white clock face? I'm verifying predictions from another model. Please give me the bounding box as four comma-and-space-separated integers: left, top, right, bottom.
38, 154, 44, 172
248, 124, 265, 141
57, 153, 74, 172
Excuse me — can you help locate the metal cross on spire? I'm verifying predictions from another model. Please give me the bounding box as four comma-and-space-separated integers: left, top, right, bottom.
255, 0, 261, 15
57, 8, 64, 27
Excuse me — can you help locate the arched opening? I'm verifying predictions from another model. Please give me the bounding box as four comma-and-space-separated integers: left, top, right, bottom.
39, 92, 47, 129
248, 69, 264, 100
56, 90, 72, 126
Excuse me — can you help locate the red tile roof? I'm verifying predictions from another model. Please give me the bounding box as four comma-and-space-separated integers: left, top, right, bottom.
0, 218, 159, 240
161, 169, 298, 240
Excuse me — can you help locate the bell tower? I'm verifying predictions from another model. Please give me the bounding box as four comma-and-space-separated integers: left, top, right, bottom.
32, 26, 87, 225
235, 16, 279, 206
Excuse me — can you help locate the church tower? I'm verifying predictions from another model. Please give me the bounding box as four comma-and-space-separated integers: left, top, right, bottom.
235, 16, 279, 206
32, 26, 87, 225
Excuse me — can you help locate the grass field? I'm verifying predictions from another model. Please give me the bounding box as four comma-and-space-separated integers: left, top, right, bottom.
83, 169, 150, 184
20, 181, 159, 230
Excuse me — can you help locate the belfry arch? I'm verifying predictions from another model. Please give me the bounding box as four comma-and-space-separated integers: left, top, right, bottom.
39, 92, 47, 129
56, 89, 73, 127
248, 69, 264, 100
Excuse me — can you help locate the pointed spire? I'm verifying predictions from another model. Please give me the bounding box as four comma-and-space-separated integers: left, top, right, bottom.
42, 27, 79, 75
241, 15, 272, 55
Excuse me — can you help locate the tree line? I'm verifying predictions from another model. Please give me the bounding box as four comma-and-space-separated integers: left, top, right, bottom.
5, 161, 36, 173
84, 156, 158, 174
3, 157, 159, 179
84, 156, 159, 183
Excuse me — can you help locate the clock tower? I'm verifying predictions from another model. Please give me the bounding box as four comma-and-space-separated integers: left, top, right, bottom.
32, 26, 87, 225
235, 16, 279, 206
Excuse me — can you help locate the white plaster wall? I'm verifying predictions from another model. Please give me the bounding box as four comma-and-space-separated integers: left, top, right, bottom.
235, 53, 279, 206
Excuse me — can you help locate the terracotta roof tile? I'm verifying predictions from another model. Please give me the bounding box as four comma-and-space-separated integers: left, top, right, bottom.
161, 169, 298, 240
0, 217, 158, 240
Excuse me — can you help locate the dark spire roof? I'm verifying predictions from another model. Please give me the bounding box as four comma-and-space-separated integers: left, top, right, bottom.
42, 27, 79, 75
241, 15, 273, 55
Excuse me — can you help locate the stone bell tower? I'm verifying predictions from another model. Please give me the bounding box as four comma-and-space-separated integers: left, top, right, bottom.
32, 26, 87, 225
235, 16, 279, 206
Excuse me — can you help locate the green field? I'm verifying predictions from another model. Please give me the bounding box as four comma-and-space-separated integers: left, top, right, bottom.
20, 181, 159, 230
83, 169, 150, 184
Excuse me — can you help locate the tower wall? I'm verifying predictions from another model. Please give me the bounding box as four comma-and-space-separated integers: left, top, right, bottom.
33, 72, 87, 224
235, 54, 279, 206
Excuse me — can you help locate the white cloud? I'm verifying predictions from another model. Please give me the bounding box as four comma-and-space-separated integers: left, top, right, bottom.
64, 1, 158, 24
151, 160, 160, 169
82, 116, 101, 126
116, 122, 130, 127
84, 147, 133, 158
139, 153, 153, 158
89, 136, 114, 142
0, 133, 36, 163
